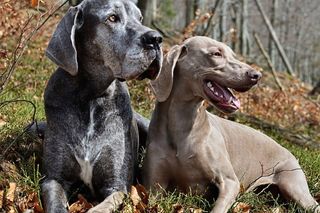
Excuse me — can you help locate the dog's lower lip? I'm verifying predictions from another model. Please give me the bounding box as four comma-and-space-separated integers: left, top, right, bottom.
203, 80, 240, 112
235, 87, 251, 92
137, 58, 160, 80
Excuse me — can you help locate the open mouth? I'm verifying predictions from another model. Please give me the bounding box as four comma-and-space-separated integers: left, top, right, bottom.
203, 80, 240, 113
137, 58, 161, 80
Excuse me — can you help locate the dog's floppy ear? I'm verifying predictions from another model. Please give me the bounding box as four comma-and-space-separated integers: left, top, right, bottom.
46, 7, 83, 76
151, 45, 186, 102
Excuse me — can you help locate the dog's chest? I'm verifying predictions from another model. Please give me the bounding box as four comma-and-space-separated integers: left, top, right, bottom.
72, 97, 127, 190
162, 149, 209, 192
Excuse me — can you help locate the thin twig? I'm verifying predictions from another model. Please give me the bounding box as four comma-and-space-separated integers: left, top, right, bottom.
0, 0, 68, 92
0, 99, 38, 161
247, 161, 302, 190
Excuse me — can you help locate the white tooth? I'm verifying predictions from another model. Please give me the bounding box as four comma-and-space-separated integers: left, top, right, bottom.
228, 97, 232, 103
220, 95, 223, 98
214, 92, 218, 96
210, 87, 215, 91
207, 82, 212, 87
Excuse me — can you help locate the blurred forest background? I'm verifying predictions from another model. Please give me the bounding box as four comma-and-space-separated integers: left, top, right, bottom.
0, 0, 319, 212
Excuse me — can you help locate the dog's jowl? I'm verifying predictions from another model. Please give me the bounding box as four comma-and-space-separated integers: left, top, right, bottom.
42, 0, 162, 212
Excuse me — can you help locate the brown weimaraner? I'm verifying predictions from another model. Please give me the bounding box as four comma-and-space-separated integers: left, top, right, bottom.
143, 36, 320, 213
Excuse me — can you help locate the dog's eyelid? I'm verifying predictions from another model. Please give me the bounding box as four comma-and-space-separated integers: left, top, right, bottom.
208, 51, 222, 57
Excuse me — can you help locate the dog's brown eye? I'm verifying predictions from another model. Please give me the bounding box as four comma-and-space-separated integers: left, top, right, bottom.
139, 16, 143, 23
107, 15, 119, 23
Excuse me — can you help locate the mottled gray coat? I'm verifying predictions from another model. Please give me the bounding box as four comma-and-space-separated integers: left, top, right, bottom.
42, 0, 162, 212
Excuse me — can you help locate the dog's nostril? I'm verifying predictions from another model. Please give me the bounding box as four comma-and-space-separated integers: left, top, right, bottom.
246, 70, 262, 81
141, 31, 163, 49
156, 36, 163, 44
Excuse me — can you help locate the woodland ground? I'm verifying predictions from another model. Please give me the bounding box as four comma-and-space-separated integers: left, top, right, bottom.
0, 1, 319, 212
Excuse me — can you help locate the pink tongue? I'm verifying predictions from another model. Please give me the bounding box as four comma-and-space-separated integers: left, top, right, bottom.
221, 87, 241, 109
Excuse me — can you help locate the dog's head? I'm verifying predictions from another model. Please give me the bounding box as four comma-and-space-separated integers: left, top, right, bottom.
46, 0, 162, 81
151, 36, 261, 113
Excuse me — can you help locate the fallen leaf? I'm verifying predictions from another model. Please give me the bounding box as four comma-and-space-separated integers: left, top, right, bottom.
173, 203, 184, 213
190, 208, 202, 213
0, 190, 4, 209
0, 49, 7, 58
315, 193, 320, 203
31, 0, 39, 7
233, 202, 251, 213
0, 118, 6, 128
135, 184, 149, 205
6, 182, 16, 213
271, 207, 285, 213
69, 194, 93, 213
17, 192, 44, 213
130, 185, 141, 206
0, 161, 19, 180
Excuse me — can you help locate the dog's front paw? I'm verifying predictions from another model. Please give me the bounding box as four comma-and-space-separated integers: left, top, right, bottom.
88, 191, 125, 213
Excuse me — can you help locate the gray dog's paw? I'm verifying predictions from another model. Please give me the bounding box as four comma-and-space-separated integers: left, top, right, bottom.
87, 191, 125, 213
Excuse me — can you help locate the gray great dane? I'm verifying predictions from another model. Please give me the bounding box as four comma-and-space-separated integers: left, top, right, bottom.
144, 36, 319, 213
42, 0, 162, 212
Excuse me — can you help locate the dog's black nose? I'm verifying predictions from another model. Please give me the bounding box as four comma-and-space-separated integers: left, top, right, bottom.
246, 70, 262, 81
141, 31, 163, 50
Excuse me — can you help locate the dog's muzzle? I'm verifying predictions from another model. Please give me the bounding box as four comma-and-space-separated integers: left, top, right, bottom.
136, 31, 163, 80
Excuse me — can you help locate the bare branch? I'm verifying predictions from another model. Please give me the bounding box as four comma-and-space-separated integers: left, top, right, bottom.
0, 99, 39, 161
0, 0, 68, 93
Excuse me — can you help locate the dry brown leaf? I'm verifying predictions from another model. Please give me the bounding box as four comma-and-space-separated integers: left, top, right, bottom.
0, 49, 7, 58
130, 185, 141, 206
17, 192, 44, 213
6, 182, 16, 213
233, 202, 251, 213
0, 161, 19, 180
135, 184, 149, 205
129, 184, 149, 213
172, 203, 184, 213
0, 118, 6, 128
315, 193, 320, 203
69, 194, 93, 213
31, 0, 39, 7
0, 190, 4, 209
190, 208, 202, 213
271, 207, 285, 213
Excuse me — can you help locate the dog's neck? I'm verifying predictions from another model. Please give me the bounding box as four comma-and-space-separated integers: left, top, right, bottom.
77, 55, 116, 100
152, 79, 210, 148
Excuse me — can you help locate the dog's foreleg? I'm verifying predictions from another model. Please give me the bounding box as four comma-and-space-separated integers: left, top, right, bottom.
42, 179, 69, 213
211, 177, 240, 213
87, 191, 125, 213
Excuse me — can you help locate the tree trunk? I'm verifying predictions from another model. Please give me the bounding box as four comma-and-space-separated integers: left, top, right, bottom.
254, 0, 294, 76
254, 33, 285, 92
268, 0, 278, 64
219, 0, 227, 42
138, 0, 157, 26
240, 0, 248, 56
186, 0, 195, 27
